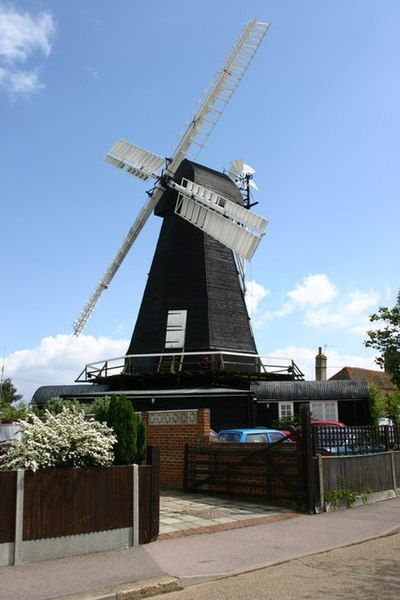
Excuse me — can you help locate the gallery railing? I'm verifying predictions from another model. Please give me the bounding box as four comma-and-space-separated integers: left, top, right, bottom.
75, 351, 304, 382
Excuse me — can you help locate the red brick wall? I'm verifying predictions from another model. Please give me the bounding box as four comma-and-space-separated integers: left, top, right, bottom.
141, 408, 210, 488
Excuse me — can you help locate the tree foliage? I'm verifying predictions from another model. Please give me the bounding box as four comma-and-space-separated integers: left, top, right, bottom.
365, 291, 400, 388
0, 400, 28, 422
386, 389, 400, 426
367, 384, 385, 425
0, 378, 22, 406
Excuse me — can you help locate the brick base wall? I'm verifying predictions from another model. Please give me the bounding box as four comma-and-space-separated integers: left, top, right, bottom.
141, 408, 210, 488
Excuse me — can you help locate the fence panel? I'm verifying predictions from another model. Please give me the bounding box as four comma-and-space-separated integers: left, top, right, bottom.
394, 451, 400, 488
23, 466, 133, 541
322, 452, 393, 494
0, 471, 17, 543
186, 442, 304, 507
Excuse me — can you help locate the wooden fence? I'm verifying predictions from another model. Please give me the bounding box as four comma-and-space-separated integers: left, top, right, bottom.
315, 450, 400, 509
0, 446, 159, 566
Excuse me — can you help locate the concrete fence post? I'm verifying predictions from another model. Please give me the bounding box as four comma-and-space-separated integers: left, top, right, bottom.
390, 451, 397, 495
132, 464, 139, 547
14, 469, 25, 565
317, 454, 325, 510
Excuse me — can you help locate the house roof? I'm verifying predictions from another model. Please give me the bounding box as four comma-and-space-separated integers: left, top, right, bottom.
250, 379, 369, 401
32, 384, 112, 405
329, 367, 396, 393
32, 384, 249, 405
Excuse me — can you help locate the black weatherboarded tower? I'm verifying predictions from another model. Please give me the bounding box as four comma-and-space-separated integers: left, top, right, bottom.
127, 160, 258, 366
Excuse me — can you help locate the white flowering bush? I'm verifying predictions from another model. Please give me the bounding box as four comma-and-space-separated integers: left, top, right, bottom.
0, 408, 117, 472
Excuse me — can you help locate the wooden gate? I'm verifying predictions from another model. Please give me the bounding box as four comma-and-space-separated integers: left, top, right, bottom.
184, 437, 306, 508
184, 405, 316, 511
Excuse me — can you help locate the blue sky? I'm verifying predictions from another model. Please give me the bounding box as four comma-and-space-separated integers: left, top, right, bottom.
1, 1, 399, 400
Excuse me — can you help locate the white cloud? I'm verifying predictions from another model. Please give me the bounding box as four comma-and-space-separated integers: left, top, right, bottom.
6, 68, 44, 93
4, 334, 129, 402
267, 345, 378, 381
275, 274, 338, 317
245, 279, 270, 315
288, 273, 338, 307
259, 273, 381, 337
305, 289, 380, 333
0, 4, 55, 96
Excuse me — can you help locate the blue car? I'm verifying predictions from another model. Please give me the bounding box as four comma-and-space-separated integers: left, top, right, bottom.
217, 428, 290, 444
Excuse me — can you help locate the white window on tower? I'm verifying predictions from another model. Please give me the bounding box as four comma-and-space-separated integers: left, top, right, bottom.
310, 401, 338, 421
279, 402, 294, 419
165, 310, 187, 349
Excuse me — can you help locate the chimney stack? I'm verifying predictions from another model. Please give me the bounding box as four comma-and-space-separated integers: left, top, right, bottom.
315, 346, 327, 381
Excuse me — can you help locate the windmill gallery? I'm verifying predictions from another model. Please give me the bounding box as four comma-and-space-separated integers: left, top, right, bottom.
33, 20, 369, 429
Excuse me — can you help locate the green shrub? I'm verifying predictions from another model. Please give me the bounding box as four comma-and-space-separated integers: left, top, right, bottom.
43, 396, 80, 415
272, 414, 301, 430
91, 397, 111, 423
0, 408, 116, 471
135, 417, 147, 464
324, 487, 358, 507
106, 395, 137, 465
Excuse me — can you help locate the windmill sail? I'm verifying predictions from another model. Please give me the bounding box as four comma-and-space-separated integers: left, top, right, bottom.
171, 178, 267, 260
105, 140, 164, 181
170, 20, 269, 169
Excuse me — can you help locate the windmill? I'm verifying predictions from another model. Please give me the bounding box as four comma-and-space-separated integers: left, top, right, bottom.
73, 19, 270, 374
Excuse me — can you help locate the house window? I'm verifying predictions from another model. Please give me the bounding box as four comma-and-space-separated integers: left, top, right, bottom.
310, 401, 338, 421
279, 402, 294, 419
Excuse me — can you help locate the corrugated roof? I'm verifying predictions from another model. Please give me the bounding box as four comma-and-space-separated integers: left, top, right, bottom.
251, 380, 369, 400
32, 384, 112, 405
32, 385, 247, 404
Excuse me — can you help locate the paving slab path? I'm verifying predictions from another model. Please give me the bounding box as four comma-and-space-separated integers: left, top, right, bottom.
159, 492, 297, 539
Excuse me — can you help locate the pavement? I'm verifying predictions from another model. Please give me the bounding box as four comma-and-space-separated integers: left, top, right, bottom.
157, 533, 400, 599
0, 495, 399, 600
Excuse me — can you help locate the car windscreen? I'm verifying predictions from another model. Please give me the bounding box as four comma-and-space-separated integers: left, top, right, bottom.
268, 431, 285, 443
218, 433, 241, 442
245, 433, 268, 443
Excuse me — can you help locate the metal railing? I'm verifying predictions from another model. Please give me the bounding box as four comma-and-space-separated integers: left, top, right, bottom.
312, 425, 400, 456
75, 351, 304, 382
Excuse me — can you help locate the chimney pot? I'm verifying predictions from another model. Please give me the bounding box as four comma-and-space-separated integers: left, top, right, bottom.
315, 346, 327, 381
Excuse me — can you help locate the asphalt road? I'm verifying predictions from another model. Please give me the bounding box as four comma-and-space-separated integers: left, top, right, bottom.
159, 533, 400, 600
